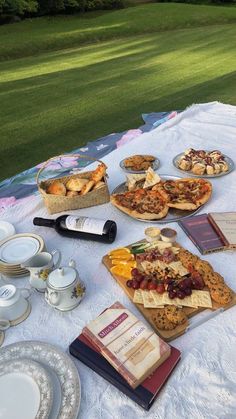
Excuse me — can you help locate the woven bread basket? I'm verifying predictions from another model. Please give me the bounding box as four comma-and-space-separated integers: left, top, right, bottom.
37, 154, 110, 214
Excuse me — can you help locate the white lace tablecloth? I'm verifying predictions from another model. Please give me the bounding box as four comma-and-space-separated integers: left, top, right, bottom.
1, 102, 236, 419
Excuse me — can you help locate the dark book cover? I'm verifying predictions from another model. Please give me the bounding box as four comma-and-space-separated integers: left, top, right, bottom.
179, 213, 225, 254
69, 333, 181, 411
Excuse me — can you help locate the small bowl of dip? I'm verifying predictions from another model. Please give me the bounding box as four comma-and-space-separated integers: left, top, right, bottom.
145, 227, 161, 242
160, 228, 177, 243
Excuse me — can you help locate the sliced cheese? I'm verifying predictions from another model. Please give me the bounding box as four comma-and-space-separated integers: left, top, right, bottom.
149, 241, 173, 250
171, 246, 180, 254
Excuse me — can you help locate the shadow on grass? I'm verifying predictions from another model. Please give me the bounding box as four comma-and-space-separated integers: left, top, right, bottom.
0, 24, 236, 179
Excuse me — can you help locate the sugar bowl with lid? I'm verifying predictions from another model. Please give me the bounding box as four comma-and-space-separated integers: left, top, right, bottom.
45, 260, 85, 311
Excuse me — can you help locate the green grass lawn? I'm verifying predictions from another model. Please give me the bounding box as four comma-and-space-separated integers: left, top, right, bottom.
1, 3, 236, 181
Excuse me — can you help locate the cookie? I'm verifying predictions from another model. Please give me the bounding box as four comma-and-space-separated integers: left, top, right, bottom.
210, 284, 232, 305
178, 249, 198, 269
164, 306, 188, 325
152, 309, 176, 330
203, 272, 225, 288
195, 259, 213, 276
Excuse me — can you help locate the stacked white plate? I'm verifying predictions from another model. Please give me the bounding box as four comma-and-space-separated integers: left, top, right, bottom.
0, 233, 45, 277
0, 341, 81, 419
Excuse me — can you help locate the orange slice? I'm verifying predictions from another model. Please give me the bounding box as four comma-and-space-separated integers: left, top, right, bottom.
111, 259, 137, 267
110, 264, 132, 279
108, 247, 130, 257
109, 254, 134, 261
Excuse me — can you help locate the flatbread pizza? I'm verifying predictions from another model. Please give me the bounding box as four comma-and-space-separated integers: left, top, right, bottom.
153, 178, 212, 210
110, 188, 169, 220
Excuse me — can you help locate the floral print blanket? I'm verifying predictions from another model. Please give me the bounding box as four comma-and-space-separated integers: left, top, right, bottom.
0, 111, 177, 212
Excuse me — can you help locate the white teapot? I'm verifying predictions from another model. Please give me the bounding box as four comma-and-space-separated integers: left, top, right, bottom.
45, 260, 85, 311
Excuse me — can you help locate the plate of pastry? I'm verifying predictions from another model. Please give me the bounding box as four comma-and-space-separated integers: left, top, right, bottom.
173, 148, 234, 177
120, 154, 160, 173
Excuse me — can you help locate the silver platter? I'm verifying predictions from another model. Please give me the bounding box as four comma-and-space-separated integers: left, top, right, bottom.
111, 174, 204, 224
119, 156, 160, 174
173, 152, 234, 178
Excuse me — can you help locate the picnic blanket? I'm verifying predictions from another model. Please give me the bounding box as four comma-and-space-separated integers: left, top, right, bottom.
1, 101, 236, 419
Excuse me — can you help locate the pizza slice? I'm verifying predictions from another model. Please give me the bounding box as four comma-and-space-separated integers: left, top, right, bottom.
110, 188, 169, 220
153, 178, 212, 210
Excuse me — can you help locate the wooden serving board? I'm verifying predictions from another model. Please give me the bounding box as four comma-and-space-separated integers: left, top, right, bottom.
102, 243, 236, 342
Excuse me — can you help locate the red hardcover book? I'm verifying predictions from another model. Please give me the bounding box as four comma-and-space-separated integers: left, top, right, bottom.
179, 213, 225, 254
69, 333, 181, 411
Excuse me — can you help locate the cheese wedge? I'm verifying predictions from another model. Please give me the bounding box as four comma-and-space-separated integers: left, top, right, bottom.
143, 168, 161, 189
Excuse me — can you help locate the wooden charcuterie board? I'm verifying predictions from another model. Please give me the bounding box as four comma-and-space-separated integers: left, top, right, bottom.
102, 242, 236, 342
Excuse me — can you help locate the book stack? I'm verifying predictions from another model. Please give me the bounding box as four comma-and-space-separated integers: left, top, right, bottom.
69, 302, 181, 410
179, 212, 236, 255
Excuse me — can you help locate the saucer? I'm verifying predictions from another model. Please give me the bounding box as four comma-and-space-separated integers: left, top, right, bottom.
10, 301, 31, 326
0, 221, 15, 241
0, 234, 45, 266
0, 331, 4, 347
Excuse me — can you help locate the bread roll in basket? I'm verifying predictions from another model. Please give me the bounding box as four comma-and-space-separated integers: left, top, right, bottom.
37, 154, 110, 214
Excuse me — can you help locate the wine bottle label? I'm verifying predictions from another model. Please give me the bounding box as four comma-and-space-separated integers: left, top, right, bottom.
66, 216, 106, 235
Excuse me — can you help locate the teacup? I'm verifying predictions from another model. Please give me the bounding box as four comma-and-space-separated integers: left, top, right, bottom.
21, 250, 61, 292
0, 284, 31, 323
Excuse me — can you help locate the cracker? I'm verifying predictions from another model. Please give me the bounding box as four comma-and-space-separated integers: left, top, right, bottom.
161, 293, 180, 306
150, 291, 165, 306
191, 290, 212, 308
169, 261, 189, 276
154, 292, 197, 308
142, 290, 164, 308
133, 290, 144, 304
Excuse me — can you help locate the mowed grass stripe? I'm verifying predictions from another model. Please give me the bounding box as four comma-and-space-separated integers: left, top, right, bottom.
0, 24, 236, 180
1, 3, 236, 60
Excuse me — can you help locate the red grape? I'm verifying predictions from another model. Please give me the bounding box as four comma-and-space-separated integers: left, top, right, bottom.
164, 277, 172, 285
140, 279, 148, 290
184, 277, 192, 289
178, 281, 186, 291
135, 273, 144, 283
148, 281, 157, 291
168, 291, 176, 299
156, 283, 165, 294
167, 284, 174, 292
177, 290, 185, 299
131, 268, 139, 276
126, 280, 133, 288
185, 288, 192, 296
132, 280, 140, 290
191, 273, 205, 290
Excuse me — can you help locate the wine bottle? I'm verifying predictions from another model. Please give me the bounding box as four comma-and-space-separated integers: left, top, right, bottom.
33, 215, 117, 243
